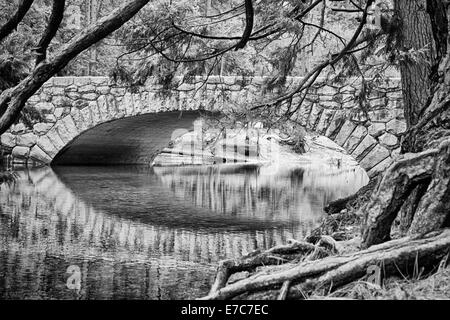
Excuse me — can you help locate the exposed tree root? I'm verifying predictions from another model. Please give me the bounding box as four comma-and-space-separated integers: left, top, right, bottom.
202, 229, 450, 300
395, 182, 431, 236
361, 139, 450, 247
208, 239, 334, 295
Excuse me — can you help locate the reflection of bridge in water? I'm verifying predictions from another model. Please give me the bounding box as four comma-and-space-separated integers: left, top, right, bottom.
0, 163, 367, 299
154, 163, 369, 221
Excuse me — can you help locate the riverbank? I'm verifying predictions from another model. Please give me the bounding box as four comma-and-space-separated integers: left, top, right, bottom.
307, 215, 450, 300
306, 181, 450, 300
310, 264, 450, 300
201, 172, 450, 300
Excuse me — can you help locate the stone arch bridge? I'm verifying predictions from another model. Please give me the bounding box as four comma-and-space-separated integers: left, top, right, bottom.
0, 76, 406, 177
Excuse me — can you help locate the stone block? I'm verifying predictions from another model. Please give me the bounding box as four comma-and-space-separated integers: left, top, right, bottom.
359, 144, 390, 171
368, 109, 394, 122
12, 146, 30, 158
16, 133, 37, 147
46, 127, 66, 150
386, 119, 407, 134
88, 100, 102, 124
59, 115, 79, 142
81, 93, 98, 100
29, 145, 52, 164
1, 133, 15, 147
36, 136, 59, 157
97, 96, 110, 120
55, 107, 64, 118
343, 125, 367, 153
351, 134, 377, 161
367, 157, 394, 178
325, 110, 346, 139
107, 95, 118, 117
123, 92, 135, 116
70, 108, 87, 132
334, 120, 356, 147
66, 91, 80, 100
90, 77, 108, 85
368, 122, 385, 137
97, 86, 110, 95
315, 109, 335, 135
379, 132, 398, 148
33, 123, 53, 135
53, 77, 74, 87
79, 84, 96, 93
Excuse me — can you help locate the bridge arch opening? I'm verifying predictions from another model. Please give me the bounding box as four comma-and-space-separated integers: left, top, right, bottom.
52, 111, 201, 166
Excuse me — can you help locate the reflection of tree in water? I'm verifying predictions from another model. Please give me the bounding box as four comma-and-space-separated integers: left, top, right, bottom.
154, 163, 368, 224
0, 166, 340, 299
0, 163, 368, 299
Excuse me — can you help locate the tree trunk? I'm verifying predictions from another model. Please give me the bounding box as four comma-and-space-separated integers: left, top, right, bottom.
395, 0, 438, 128
361, 0, 450, 247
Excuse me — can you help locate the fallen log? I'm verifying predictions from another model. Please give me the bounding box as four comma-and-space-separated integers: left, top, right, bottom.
201, 229, 450, 300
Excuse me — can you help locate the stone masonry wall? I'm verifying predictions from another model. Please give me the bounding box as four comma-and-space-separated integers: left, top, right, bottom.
0, 76, 405, 177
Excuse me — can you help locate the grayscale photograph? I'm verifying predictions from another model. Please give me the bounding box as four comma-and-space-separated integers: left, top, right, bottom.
0, 0, 449, 308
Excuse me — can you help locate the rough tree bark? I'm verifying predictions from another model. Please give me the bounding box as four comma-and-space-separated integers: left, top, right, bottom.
395, 0, 438, 127
361, 0, 450, 247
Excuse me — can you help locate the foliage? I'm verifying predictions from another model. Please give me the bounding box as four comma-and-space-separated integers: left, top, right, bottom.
108, 0, 406, 131
0, 0, 125, 90
20, 104, 45, 129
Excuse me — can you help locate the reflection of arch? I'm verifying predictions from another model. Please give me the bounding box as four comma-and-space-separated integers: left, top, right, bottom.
0, 161, 368, 298
2, 167, 311, 264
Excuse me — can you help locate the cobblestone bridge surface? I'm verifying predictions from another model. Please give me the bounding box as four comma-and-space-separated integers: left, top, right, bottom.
0, 76, 405, 176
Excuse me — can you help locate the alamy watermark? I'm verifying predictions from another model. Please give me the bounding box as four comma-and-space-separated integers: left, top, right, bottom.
366, 264, 382, 287
66, 265, 81, 291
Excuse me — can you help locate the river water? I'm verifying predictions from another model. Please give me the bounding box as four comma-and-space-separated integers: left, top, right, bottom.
0, 163, 368, 299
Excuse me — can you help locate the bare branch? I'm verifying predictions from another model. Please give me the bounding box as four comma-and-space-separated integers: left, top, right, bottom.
251, 0, 378, 110
200, 4, 244, 19
235, 0, 254, 50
